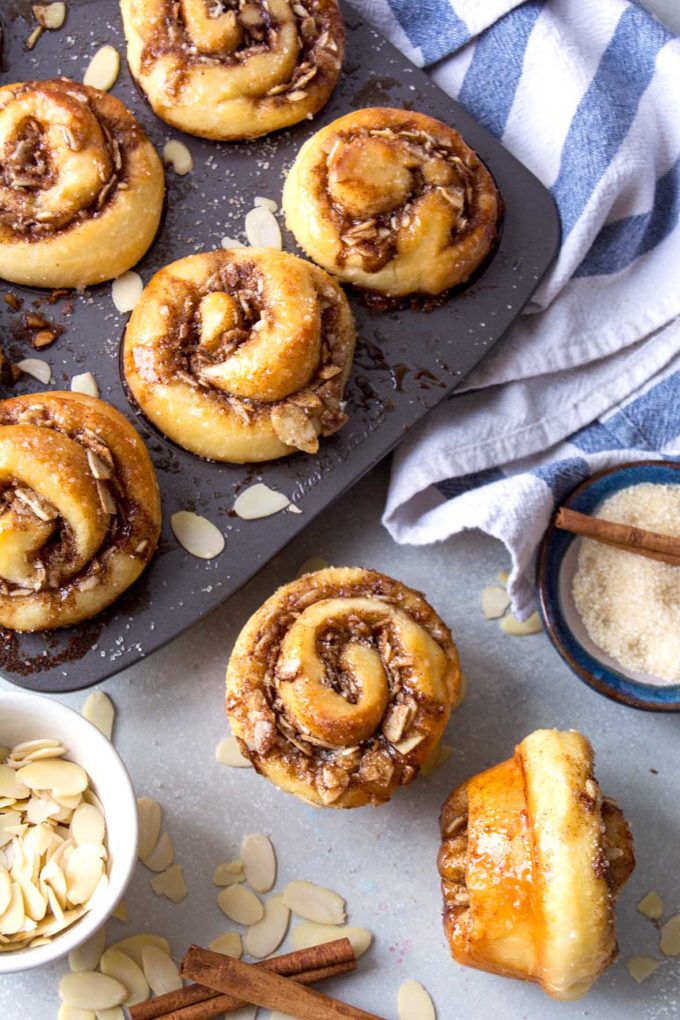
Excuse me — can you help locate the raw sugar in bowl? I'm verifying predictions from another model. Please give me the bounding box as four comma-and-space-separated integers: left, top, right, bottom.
0, 691, 137, 973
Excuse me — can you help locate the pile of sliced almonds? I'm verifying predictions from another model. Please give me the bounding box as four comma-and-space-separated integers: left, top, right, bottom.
482, 569, 543, 636
0, 739, 108, 951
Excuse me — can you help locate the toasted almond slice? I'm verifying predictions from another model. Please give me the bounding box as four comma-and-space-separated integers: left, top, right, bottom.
398, 980, 436, 1020
83, 45, 120, 92
65, 846, 104, 905
111, 900, 128, 922
0, 764, 29, 800
500, 611, 543, 636
82, 691, 115, 740
71, 804, 106, 847
33, 2, 66, 29
215, 737, 251, 768
71, 372, 99, 399
17, 759, 88, 798
241, 834, 276, 893
136, 798, 162, 860
213, 860, 245, 886
162, 140, 193, 176
59, 972, 127, 1010
282, 881, 345, 925
660, 913, 680, 956
638, 890, 664, 920
16, 358, 51, 384
217, 884, 263, 925
233, 483, 290, 521
142, 832, 174, 873
171, 511, 225, 559
150, 864, 187, 903
292, 922, 372, 958
482, 585, 510, 619
112, 271, 143, 314
245, 206, 282, 249
270, 404, 318, 455
244, 895, 289, 958
100, 947, 149, 1006
58, 1005, 95, 1020
141, 945, 182, 995
108, 934, 170, 969
0, 881, 24, 934
626, 956, 662, 983
69, 924, 107, 971
208, 932, 243, 958
392, 732, 425, 756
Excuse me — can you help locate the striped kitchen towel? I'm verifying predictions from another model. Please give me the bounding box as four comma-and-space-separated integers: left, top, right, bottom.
352, 0, 680, 618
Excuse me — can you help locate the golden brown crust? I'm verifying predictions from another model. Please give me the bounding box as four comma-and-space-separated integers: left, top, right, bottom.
282, 107, 501, 298
226, 566, 461, 808
120, 0, 344, 140
0, 392, 161, 631
123, 248, 356, 463
438, 730, 635, 1001
0, 79, 164, 289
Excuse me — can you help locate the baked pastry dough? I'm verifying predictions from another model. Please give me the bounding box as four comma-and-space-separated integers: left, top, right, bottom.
123, 248, 355, 462
120, 0, 344, 140
226, 567, 461, 808
438, 729, 635, 1001
283, 107, 501, 299
0, 392, 161, 631
0, 79, 164, 289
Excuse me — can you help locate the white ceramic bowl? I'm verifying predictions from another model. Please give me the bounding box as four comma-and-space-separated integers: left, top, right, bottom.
0, 690, 138, 974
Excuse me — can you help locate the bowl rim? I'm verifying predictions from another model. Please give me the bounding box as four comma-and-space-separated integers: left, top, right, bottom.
0, 690, 138, 973
537, 458, 680, 712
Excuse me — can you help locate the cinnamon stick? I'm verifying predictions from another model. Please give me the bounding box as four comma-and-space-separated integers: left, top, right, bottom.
555, 506, 680, 567
182, 944, 386, 1020
130, 940, 356, 1020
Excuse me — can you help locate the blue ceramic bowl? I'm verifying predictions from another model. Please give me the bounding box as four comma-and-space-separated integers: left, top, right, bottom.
537, 460, 680, 711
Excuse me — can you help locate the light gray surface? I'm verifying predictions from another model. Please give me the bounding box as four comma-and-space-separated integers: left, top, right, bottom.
1, 462, 679, 1020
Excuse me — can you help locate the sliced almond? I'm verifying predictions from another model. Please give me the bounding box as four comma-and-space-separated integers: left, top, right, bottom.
482, 585, 510, 619
221, 237, 246, 250
398, 979, 436, 1020
208, 932, 243, 958
71, 372, 99, 399
213, 860, 245, 886
69, 925, 107, 972
270, 404, 318, 455
392, 732, 425, 756
241, 833, 276, 893
136, 798, 162, 860
0, 881, 25, 934
163, 140, 193, 176
244, 895, 289, 958
59, 972, 127, 1010
11, 738, 65, 761
17, 759, 88, 797
82, 691, 115, 740
660, 913, 680, 956
638, 890, 664, 920
254, 196, 278, 212
150, 864, 187, 903
65, 845, 105, 905
171, 510, 225, 559
16, 358, 51, 385
215, 737, 251, 768
0, 764, 29, 800
111, 271, 143, 314
282, 881, 345, 925
58, 1006, 96, 1020
95, 1010, 125, 1020
141, 945, 182, 995
71, 803, 106, 847
33, 2, 66, 29
83, 45, 120, 92
0, 864, 11, 914
233, 483, 290, 521
245, 206, 282, 249
108, 934, 170, 969
500, 611, 543, 636
100, 947, 149, 1006
626, 956, 662, 983
292, 922, 372, 958
111, 900, 128, 922
142, 832, 174, 872
217, 884, 263, 925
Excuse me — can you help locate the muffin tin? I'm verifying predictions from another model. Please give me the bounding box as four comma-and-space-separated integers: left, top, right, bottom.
0, 0, 560, 692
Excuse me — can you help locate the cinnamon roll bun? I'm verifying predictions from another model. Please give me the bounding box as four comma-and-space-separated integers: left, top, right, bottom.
0, 392, 161, 631
123, 249, 355, 462
226, 567, 461, 808
120, 0, 344, 141
283, 107, 501, 299
0, 79, 164, 290
438, 730, 635, 1001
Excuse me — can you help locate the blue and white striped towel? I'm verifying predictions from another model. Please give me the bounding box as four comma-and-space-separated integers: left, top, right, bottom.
352, 0, 680, 618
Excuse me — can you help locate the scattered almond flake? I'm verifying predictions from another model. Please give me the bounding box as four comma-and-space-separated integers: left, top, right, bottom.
207, 931, 242, 958
421, 742, 454, 778
498, 569, 509, 586
83, 45, 120, 91
59, 972, 126, 1010
0, 764, 29, 799
398, 979, 436, 1020
108, 935, 170, 969
233, 483, 290, 520
111, 900, 128, 922
71, 372, 99, 399
292, 922, 372, 958
660, 913, 680, 955
241, 833, 276, 893
282, 881, 345, 925
244, 895, 290, 958
100, 947, 149, 1006
82, 691, 115, 740
70, 926, 107, 972
136, 797, 162, 860
221, 236, 246, 250
71, 803, 105, 847
245, 206, 282, 250
33, 2, 66, 29
499, 610, 543, 636
141, 945, 182, 995
111, 271, 143, 314
287, 504, 303, 514
150, 863, 187, 903
213, 860, 245, 886
638, 890, 664, 920
58, 1006, 96, 1020
16, 358, 51, 385
17, 758, 88, 797
162, 139, 193, 176
142, 832, 174, 872
215, 736, 252, 768
482, 585, 510, 619
626, 956, 662, 983
171, 510, 225, 559
271, 403, 319, 454
217, 884, 263, 925
254, 196, 278, 212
